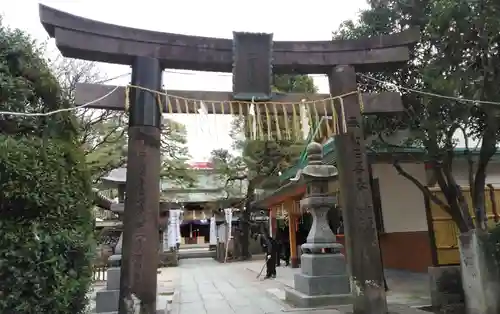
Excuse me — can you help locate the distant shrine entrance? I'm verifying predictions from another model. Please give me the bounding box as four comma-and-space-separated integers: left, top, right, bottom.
39, 4, 418, 313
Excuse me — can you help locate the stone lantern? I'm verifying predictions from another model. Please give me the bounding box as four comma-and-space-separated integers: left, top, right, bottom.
285, 142, 351, 308
94, 166, 170, 313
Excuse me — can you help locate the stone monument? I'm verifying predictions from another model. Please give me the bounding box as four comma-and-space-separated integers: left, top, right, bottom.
285, 142, 351, 307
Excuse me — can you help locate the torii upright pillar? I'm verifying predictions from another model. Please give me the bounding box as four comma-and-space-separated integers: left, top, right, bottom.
118, 56, 162, 314
330, 65, 387, 314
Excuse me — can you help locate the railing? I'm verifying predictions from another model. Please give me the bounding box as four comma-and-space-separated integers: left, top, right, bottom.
94, 208, 118, 220
92, 263, 108, 282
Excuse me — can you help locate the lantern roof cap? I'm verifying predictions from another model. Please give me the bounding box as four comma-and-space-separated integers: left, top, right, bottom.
301, 142, 338, 179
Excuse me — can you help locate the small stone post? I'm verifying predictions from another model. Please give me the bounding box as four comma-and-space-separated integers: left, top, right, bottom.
285, 142, 351, 307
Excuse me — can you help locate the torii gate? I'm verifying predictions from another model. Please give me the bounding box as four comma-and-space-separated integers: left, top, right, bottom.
39, 4, 418, 314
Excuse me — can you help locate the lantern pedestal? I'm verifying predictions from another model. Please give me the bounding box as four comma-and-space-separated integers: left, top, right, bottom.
285, 252, 351, 307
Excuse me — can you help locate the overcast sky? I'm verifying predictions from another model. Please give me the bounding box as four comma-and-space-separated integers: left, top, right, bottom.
1, 0, 370, 160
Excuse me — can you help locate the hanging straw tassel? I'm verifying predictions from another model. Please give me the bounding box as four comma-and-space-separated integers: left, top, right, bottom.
124, 86, 130, 113
330, 97, 338, 136
264, 104, 272, 141
357, 89, 365, 113
323, 100, 332, 137
184, 98, 190, 115
252, 97, 264, 139
167, 96, 173, 114
306, 100, 313, 132
249, 99, 257, 140
220, 101, 225, 115
282, 104, 290, 140
338, 97, 348, 134
292, 104, 298, 141
273, 103, 282, 141
312, 101, 323, 140
156, 94, 163, 115
175, 98, 182, 114
238, 102, 243, 117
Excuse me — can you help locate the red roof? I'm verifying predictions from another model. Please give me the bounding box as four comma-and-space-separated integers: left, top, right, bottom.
189, 161, 213, 169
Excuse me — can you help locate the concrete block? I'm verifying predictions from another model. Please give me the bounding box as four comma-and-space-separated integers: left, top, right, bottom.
284, 286, 351, 308
300, 253, 347, 277
294, 272, 350, 296
95, 289, 119, 313
106, 267, 121, 291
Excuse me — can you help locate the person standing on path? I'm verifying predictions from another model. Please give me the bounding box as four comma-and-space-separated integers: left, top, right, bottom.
281, 225, 290, 266
259, 231, 277, 279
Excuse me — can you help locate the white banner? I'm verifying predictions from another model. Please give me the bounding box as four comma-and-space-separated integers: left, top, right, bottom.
166, 209, 182, 250
217, 224, 226, 243
224, 208, 233, 240
209, 214, 217, 245
176, 209, 182, 245
223, 208, 234, 263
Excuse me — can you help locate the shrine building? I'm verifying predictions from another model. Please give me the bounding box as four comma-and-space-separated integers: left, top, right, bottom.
254, 129, 500, 273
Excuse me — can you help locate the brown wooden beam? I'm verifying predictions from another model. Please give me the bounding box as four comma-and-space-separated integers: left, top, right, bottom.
288, 210, 299, 268
76, 83, 403, 115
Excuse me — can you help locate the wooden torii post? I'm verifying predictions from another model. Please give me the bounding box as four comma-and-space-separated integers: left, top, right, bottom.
40, 4, 418, 314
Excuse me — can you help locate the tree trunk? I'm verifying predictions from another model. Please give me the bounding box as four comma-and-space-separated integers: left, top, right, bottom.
472, 125, 497, 230
241, 180, 255, 260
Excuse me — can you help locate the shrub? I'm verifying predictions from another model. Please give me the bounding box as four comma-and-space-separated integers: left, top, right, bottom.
0, 17, 95, 313
0, 135, 95, 313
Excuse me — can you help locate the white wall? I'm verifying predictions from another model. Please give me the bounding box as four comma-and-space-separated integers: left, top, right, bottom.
371, 160, 500, 234
373, 162, 428, 233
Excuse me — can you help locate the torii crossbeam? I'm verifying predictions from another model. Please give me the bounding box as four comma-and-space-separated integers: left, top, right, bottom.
75, 83, 404, 115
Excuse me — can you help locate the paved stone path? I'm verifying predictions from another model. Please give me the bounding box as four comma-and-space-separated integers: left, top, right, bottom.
172, 258, 287, 314
87, 257, 430, 313
171, 258, 431, 314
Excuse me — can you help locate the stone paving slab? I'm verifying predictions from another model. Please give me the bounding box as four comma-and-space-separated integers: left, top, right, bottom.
172, 258, 287, 314
243, 259, 431, 308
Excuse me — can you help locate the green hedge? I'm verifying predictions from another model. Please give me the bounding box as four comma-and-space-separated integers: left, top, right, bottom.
0, 135, 95, 313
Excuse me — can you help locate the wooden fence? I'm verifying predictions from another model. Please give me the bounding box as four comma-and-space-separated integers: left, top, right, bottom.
427, 185, 500, 266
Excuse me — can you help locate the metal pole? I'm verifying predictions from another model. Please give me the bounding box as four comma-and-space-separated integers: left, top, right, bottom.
119, 56, 162, 314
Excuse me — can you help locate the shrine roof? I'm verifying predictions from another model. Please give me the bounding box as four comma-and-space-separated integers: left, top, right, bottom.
254, 140, 500, 209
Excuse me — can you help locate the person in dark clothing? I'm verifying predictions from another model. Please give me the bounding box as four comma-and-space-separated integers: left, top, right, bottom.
275, 236, 282, 267
260, 232, 277, 279
281, 225, 290, 266
276, 225, 290, 266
